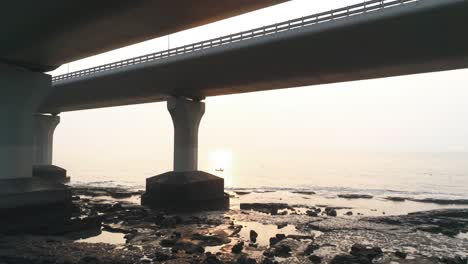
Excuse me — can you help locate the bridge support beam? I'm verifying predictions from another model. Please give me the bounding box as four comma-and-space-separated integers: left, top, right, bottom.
142, 97, 228, 211
32, 114, 69, 183
0, 63, 71, 232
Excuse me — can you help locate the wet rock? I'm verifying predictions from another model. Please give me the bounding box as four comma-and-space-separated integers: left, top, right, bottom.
250, 230, 258, 243
240, 203, 291, 215
345, 211, 353, 216
365, 209, 468, 237
309, 255, 322, 263
151, 251, 173, 262
394, 250, 407, 259
277, 222, 288, 229
410, 198, 468, 205
204, 254, 225, 264
350, 244, 383, 262
269, 234, 286, 246
249, 242, 258, 248
229, 225, 243, 237
440, 256, 468, 264
102, 224, 131, 234
385, 196, 407, 202
325, 207, 337, 217
331, 254, 371, 264
235, 191, 251, 195
236, 256, 257, 264
261, 258, 278, 264
286, 234, 315, 240
172, 241, 204, 254
191, 233, 230, 246
78, 256, 100, 264
304, 243, 320, 255
232, 241, 244, 254
338, 194, 373, 199
292, 191, 316, 195
306, 210, 318, 217
160, 238, 177, 247
265, 244, 292, 258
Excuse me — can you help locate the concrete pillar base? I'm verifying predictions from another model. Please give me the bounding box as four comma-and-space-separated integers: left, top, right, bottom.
0, 178, 72, 234
33, 165, 70, 183
141, 171, 229, 211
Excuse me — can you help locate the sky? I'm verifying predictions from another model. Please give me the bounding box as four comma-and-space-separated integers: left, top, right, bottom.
47, 0, 468, 185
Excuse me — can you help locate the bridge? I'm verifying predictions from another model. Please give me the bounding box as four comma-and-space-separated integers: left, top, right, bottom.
41, 0, 468, 113
1, 0, 468, 219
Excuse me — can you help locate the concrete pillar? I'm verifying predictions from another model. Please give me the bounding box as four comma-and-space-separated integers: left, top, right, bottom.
167, 97, 205, 172
0, 63, 52, 180
142, 97, 229, 211
33, 114, 60, 165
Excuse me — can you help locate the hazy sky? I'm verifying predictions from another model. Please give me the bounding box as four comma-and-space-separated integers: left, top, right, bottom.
48, 0, 468, 184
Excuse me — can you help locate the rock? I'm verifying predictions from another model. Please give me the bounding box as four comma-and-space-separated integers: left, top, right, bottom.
440, 256, 468, 264
240, 203, 291, 215
232, 241, 244, 254
365, 209, 468, 237
309, 255, 322, 263
394, 251, 407, 259
306, 210, 318, 217
350, 244, 383, 262
78, 256, 100, 264
261, 258, 278, 264
325, 207, 337, 217
235, 191, 251, 195
191, 233, 230, 246
172, 241, 205, 254
345, 211, 353, 216
160, 238, 177, 247
385, 197, 407, 202
410, 198, 468, 205
286, 234, 315, 240
277, 222, 288, 229
229, 225, 243, 237
331, 254, 371, 264
271, 245, 292, 258
292, 191, 316, 195
204, 254, 225, 264
250, 230, 258, 243
304, 243, 320, 255
152, 251, 173, 262
269, 234, 286, 246
338, 194, 373, 199
236, 256, 257, 264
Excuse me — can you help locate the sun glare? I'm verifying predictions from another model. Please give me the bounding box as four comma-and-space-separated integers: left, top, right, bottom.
210, 150, 232, 170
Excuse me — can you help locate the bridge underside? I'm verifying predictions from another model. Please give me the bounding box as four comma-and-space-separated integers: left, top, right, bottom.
41, 0, 468, 113
0, 0, 286, 72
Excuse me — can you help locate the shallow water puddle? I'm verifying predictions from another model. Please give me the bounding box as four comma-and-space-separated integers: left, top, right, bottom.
237, 221, 314, 247
77, 230, 126, 245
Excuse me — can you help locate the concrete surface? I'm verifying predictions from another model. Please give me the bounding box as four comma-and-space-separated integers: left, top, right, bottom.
33, 114, 60, 165
141, 171, 229, 211
168, 97, 205, 172
0, 0, 287, 71
41, 0, 468, 113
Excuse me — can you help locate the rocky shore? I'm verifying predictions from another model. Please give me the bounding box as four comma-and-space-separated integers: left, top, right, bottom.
0, 186, 467, 264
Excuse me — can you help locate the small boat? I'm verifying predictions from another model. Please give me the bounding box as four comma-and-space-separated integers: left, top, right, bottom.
215, 168, 224, 172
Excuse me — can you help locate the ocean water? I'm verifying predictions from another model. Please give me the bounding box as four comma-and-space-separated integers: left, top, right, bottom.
69, 152, 468, 201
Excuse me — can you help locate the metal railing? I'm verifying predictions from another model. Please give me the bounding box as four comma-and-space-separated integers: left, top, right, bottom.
52, 0, 418, 82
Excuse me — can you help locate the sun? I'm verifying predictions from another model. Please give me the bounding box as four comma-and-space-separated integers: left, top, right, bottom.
210, 150, 232, 171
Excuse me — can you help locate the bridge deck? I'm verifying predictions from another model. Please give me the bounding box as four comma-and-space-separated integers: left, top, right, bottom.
41, 0, 468, 113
